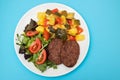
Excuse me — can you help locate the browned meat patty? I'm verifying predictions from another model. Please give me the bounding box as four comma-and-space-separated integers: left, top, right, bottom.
61, 40, 80, 67
48, 38, 63, 65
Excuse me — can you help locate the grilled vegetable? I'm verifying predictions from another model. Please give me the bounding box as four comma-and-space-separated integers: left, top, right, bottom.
75, 34, 85, 41
61, 10, 67, 17
48, 26, 56, 33
46, 9, 52, 15
37, 12, 46, 25
74, 19, 80, 25
36, 26, 44, 33
68, 28, 78, 36
67, 13, 74, 19
55, 28, 67, 40
47, 14, 55, 25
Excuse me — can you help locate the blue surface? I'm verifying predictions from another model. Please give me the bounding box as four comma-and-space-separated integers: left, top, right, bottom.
0, 0, 120, 80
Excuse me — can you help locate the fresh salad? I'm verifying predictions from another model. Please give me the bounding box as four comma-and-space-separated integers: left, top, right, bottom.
16, 8, 85, 72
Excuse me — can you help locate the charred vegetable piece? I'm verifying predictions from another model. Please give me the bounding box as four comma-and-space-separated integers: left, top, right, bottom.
55, 28, 67, 40
67, 13, 74, 19
48, 26, 56, 33
61, 10, 67, 17
54, 12, 61, 17
46, 9, 52, 15
24, 19, 38, 32
64, 24, 70, 29
74, 19, 80, 25
19, 46, 26, 54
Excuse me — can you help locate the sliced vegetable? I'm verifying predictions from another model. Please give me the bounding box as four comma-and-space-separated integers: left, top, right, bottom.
47, 14, 55, 25
55, 28, 67, 40
77, 26, 83, 34
61, 15, 66, 24
54, 12, 61, 17
48, 26, 56, 33
68, 28, 78, 36
69, 36, 76, 41
26, 31, 39, 37
67, 19, 72, 25
52, 8, 58, 13
61, 10, 67, 17
37, 12, 46, 25
74, 19, 80, 25
44, 18, 49, 27
36, 49, 47, 64
29, 38, 42, 54
36, 26, 44, 33
43, 29, 50, 40
56, 17, 62, 24
46, 9, 52, 15
64, 24, 70, 29
67, 13, 74, 19
75, 34, 85, 41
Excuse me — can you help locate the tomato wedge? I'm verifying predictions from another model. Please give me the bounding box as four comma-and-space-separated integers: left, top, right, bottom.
52, 8, 58, 13
26, 31, 39, 37
77, 26, 83, 34
36, 49, 47, 64
29, 38, 42, 54
43, 29, 50, 40
69, 36, 76, 41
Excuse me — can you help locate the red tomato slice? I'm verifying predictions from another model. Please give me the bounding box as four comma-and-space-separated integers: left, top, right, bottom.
69, 36, 76, 41
26, 31, 39, 37
29, 38, 42, 54
43, 29, 50, 40
36, 49, 47, 64
77, 26, 83, 34
52, 8, 58, 13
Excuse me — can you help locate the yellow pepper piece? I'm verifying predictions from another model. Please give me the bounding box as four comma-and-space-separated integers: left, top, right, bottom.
36, 26, 44, 34
68, 28, 78, 36
55, 24, 66, 29
75, 34, 85, 41
37, 12, 46, 20
47, 14, 55, 25
67, 13, 74, 19
37, 19, 44, 25
45, 27, 50, 32
37, 12, 46, 25
61, 15, 66, 24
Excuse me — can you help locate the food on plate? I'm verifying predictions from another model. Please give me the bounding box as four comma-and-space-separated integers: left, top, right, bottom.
47, 39, 80, 67
61, 40, 80, 67
16, 8, 85, 72
48, 38, 63, 65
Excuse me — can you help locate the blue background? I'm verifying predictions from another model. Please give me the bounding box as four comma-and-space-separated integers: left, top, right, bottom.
0, 0, 120, 80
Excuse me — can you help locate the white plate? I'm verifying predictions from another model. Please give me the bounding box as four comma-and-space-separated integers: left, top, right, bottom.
14, 3, 90, 77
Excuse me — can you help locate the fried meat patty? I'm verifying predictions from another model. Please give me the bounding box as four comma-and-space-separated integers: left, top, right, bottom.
48, 38, 63, 65
61, 40, 80, 67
